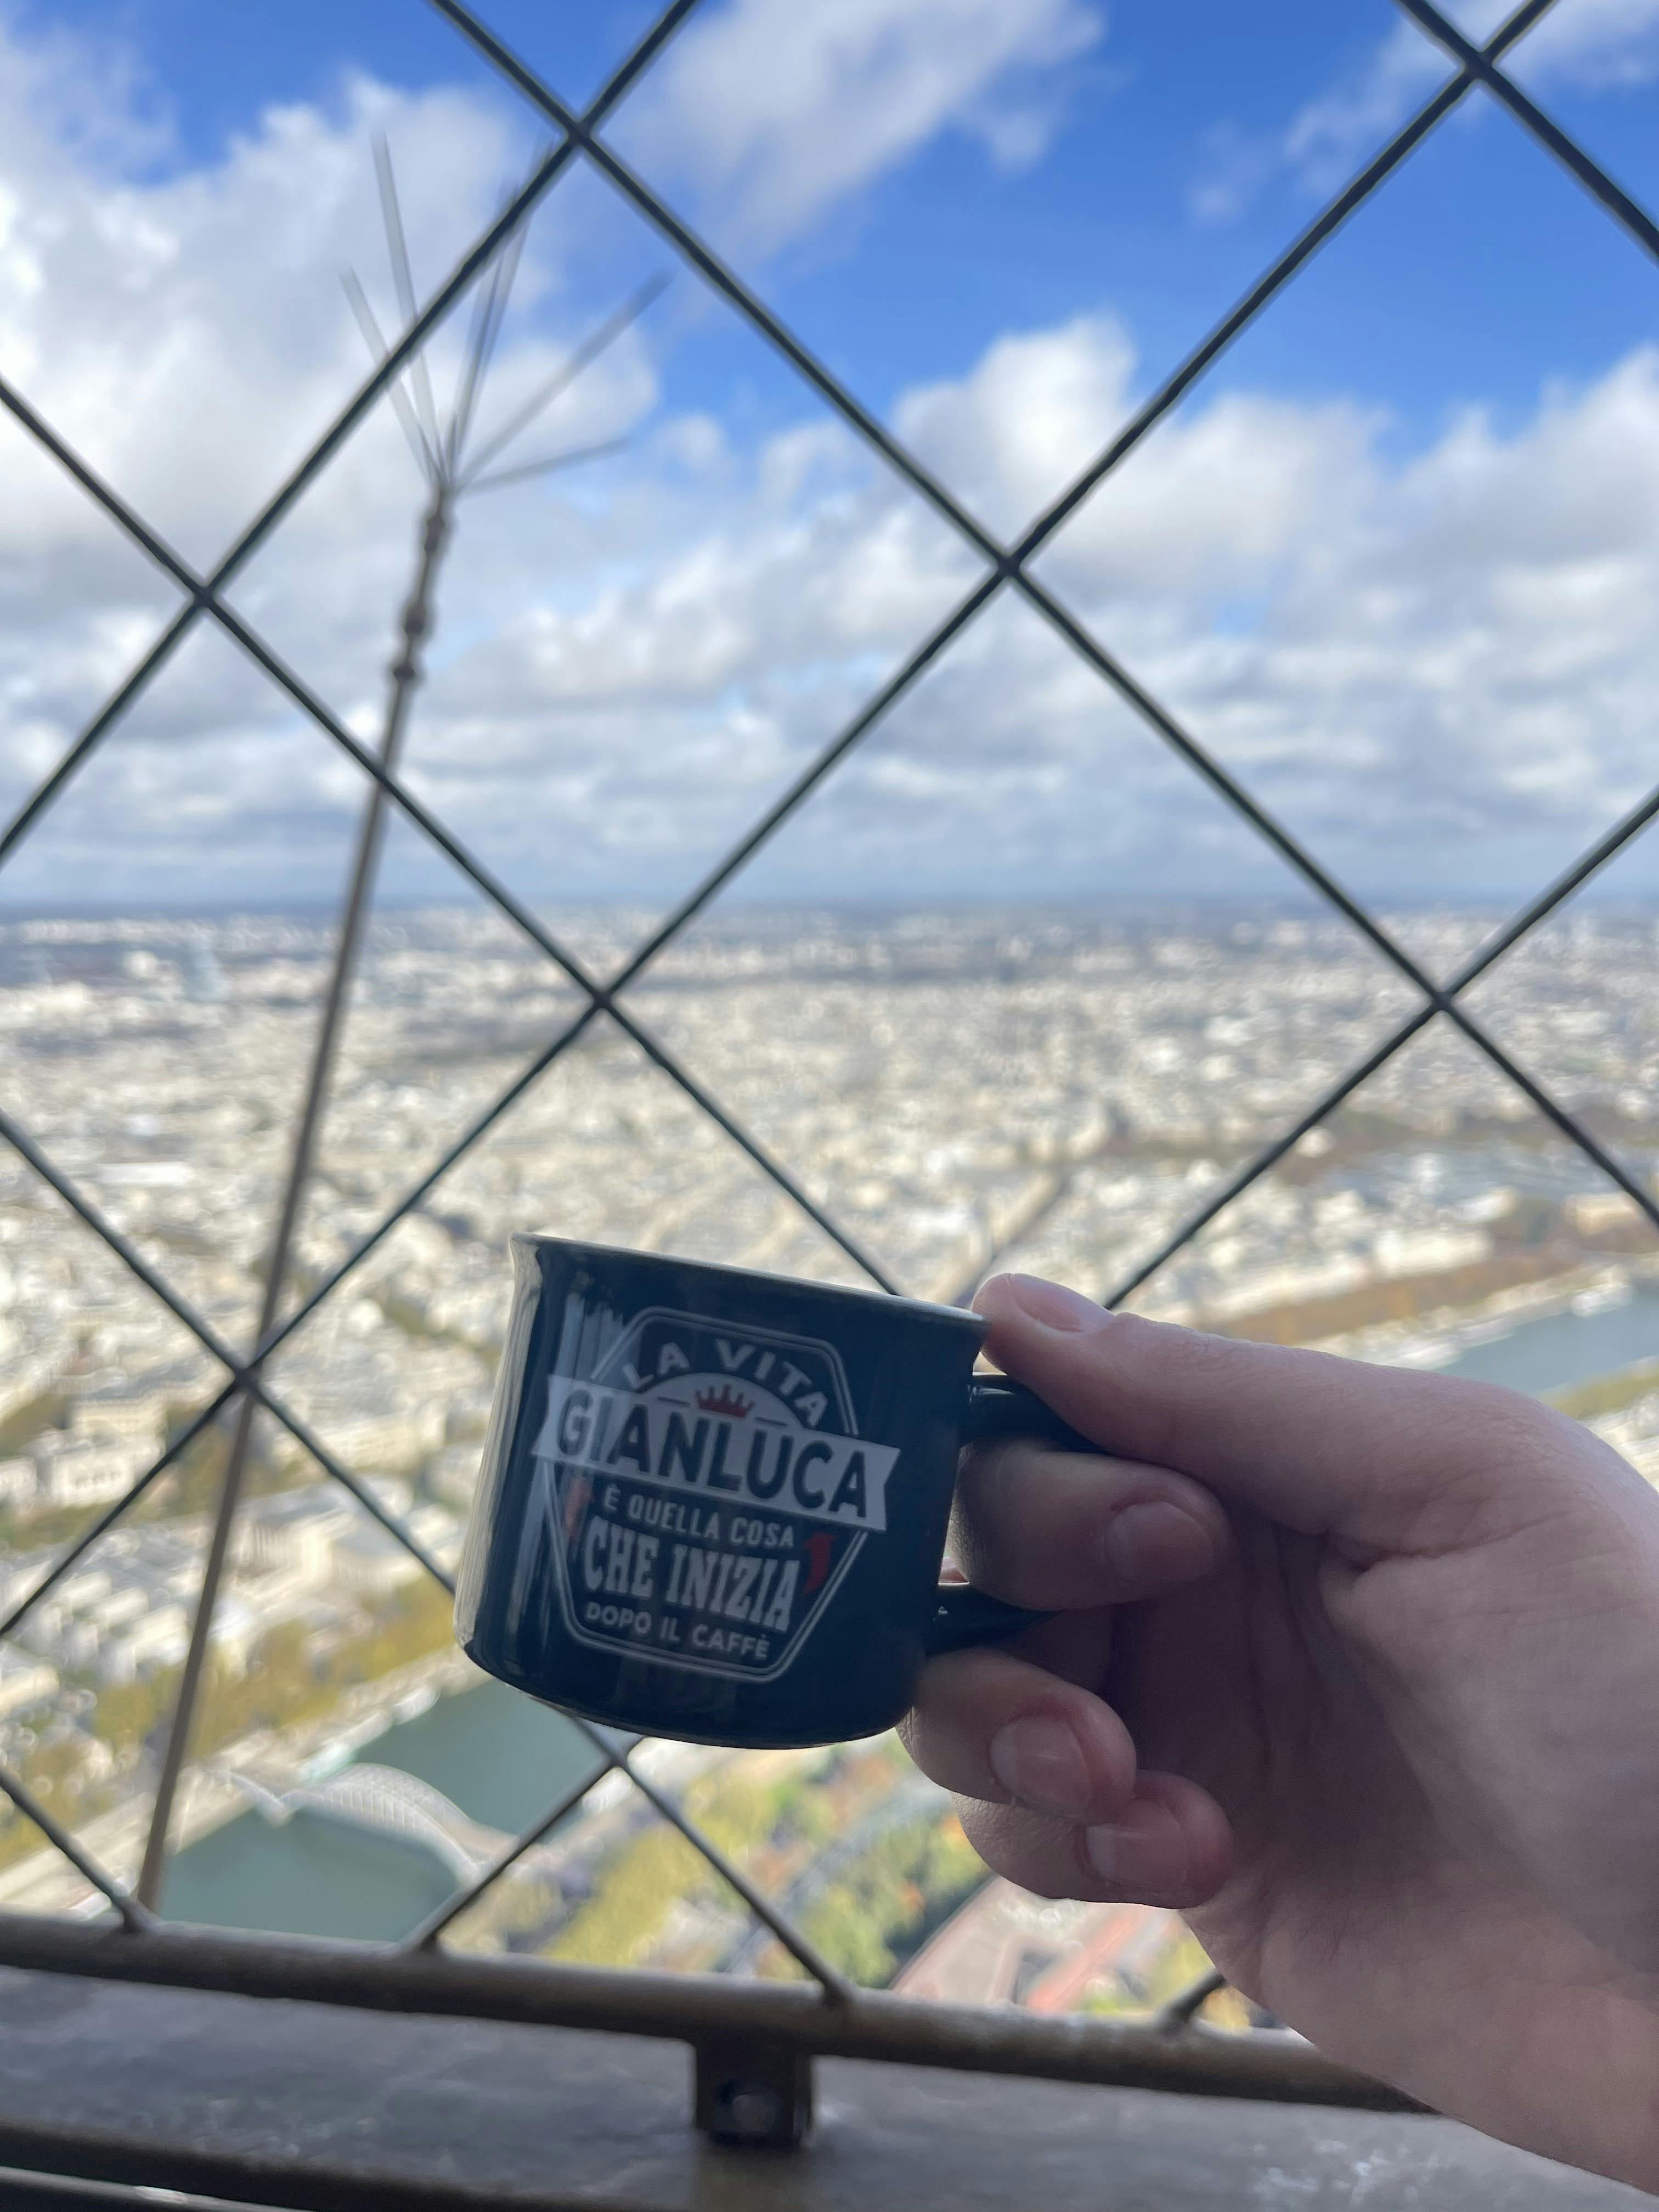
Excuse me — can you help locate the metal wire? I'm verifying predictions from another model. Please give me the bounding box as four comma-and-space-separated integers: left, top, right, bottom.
1394, 0, 1659, 267
432, 0, 1659, 1243
601, 1736, 855, 1998
399, 1747, 626, 1951
0, 1767, 152, 1934
0, 1383, 240, 1645
0, 0, 700, 876
0, 0, 1654, 2052
1155, 1968, 1228, 2030
0, 378, 898, 1290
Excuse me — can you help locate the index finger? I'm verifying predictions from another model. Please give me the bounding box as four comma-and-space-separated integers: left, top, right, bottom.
971, 1273, 1595, 1556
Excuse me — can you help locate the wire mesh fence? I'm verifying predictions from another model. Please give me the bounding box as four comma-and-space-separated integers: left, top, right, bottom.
0, 0, 1655, 2080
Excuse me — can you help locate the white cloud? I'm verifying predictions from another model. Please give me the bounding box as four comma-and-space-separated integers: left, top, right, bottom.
3, 8, 1659, 919
0, 40, 548, 565
1039, 337, 1659, 896
1450, 0, 1659, 86
618, 0, 1104, 256
194, 317, 1659, 912
895, 313, 1378, 565
894, 315, 1140, 535
1277, 26, 1446, 200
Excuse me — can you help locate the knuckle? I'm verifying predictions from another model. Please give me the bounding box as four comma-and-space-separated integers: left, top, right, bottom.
951, 1799, 1093, 1900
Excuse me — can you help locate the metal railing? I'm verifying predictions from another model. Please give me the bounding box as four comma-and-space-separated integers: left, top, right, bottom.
0, 0, 1655, 2142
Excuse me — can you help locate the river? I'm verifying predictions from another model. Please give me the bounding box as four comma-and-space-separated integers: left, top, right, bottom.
161, 1283, 1659, 1940
1432, 1283, 1659, 1396
161, 1678, 602, 1941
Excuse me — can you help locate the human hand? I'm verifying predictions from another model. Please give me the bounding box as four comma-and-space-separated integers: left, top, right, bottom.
902, 1272, 1659, 2189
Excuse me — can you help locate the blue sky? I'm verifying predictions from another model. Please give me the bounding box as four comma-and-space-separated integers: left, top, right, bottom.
16, 0, 1656, 429
1, 0, 1657, 927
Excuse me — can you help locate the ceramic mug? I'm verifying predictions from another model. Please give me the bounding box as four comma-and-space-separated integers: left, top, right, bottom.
456, 1234, 1091, 1747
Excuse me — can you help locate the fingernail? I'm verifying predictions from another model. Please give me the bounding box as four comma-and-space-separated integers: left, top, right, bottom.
1002, 1275, 1111, 1334
989, 1714, 1094, 1819
1104, 1502, 1218, 1588
1087, 1802, 1188, 1891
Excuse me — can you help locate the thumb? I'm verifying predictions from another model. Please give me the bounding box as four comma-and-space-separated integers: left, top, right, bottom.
972, 1273, 1592, 1555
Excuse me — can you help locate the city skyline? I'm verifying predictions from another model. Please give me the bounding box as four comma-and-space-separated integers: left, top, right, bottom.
0, 896, 1655, 1955
2, 872, 1659, 919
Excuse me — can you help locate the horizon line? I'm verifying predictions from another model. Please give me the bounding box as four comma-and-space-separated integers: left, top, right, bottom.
1, 888, 1656, 927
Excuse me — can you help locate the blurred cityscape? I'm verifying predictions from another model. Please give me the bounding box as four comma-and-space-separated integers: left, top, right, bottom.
0, 896, 1654, 2012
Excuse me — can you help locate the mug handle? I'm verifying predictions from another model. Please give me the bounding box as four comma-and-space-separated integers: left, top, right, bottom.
924, 1377, 1094, 1658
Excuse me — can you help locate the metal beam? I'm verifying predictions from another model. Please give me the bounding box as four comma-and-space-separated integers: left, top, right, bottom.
0, 1916, 1423, 2113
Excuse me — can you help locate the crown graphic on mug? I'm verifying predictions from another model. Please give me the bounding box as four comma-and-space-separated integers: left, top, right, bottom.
694, 1383, 753, 1420
455, 1236, 1091, 1749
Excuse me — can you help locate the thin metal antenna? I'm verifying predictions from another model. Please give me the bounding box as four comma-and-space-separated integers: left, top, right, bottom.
458, 272, 669, 487
133, 160, 671, 1911
460, 436, 628, 497
444, 194, 516, 474
374, 135, 446, 470
447, 201, 531, 473
136, 477, 456, 1911
340, 270, 440, 484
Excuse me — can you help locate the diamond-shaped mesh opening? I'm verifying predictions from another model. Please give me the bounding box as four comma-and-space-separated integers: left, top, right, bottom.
223, 155, 979, 978
635, 591, 1420, 1301
129, 1405, 468, 1929
430, 1017, 878, 1281
1029, 92, 1659, 984
0, 1153, 225, 1560
0, 1454, 213, 1910
975, 907, 1424, 1302
0, 627, 378, 1353
603, 0, 1421, 536
0, 0, 1656, 2072
268, 1016, 874, 1442
279, 810, 592, 1301
1459, 825, 1659, 1223
1122, 1020, 1659, 1349
157, 1474, 609, 1944
0, 3, 534, 570
436, 1737, 955, 1982
469, 1773, 773, 1973
1477, 1, 1659, 217
714, 1737, 975, 1989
